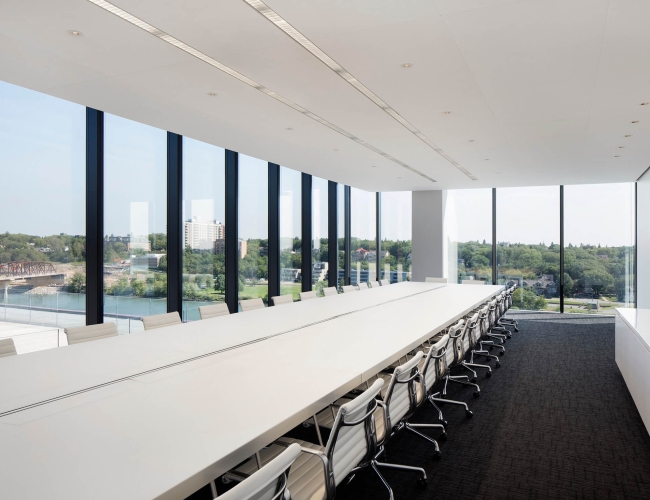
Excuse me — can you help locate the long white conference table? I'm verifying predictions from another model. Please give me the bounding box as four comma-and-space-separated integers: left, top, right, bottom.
0, 282, 503, 500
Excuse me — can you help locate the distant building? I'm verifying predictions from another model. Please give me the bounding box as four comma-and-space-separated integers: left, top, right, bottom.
214, 238, 247, 258
130, 254, 165, 273
312, 262, 328, 282
281, 268, 300, 282
104, 234, 151, 252
184, 217, 225, 250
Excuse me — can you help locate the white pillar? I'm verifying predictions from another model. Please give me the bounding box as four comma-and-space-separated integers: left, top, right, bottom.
411, 191, 446, 282
638, 173, 650, 307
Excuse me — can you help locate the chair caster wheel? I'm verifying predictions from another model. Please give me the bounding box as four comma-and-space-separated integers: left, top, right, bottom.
418, 477, 428, 488
441, 420, 448, 428
470, 377, 477, 383
439, 432, 448, 442
514, 327, 519, 332
433, 450, 442, 460
496, 362, 501, 368
485, 371, 492, 378
473, 391, 480, 398
465, 410, 473, 418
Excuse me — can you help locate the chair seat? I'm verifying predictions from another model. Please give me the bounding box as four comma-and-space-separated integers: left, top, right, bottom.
233, 438, 327, 500
309, 397, 386, 445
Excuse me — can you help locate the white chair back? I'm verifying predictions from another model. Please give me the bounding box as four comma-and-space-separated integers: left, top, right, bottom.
462, 280, 485, 285
445, 321, 465, 367
141, 312, 182, 331
240, 298, 265, 312
299, 291, 317, 301
198, 303, 230, 320
271, 295, 293, 306
219, 443, 301, 500
425, 277, 447, 283
421, 334, 448, 393
65, 322, 119, 345
384, 352, 424, 429
379, 279, 390, 286
341, 285, 357, 293
322, 286, 338, 296
0, 338, 17, 358
326, 378, 384, 487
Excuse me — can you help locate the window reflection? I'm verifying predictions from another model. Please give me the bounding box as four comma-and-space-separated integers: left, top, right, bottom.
351, 188, 376, 286
381, 192, 412, 283
280, 167, 301, 301
312, 177, 328, 294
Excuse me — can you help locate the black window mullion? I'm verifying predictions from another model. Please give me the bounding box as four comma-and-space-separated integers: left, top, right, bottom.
376, 192, 381, 283
224, 150, 239, 313
301, 173, 313, 292
344, 186, 351, 285
560, 186, 564, 313
492, 188, 497, 285
85, 108, 104, 325
328, 181, 338, 288
268, 163, 281, 302
166, 132, 183, 316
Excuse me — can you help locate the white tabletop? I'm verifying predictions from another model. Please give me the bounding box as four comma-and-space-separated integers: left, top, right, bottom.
616, 308, 650, 352
0, 283, 502, 500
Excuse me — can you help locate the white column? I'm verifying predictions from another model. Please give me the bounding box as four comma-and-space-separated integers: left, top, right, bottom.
411, 190, 446, 282
638, 172, 650, 308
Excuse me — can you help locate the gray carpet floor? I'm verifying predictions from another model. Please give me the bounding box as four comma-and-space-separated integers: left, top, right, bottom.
191, 313, 650, 500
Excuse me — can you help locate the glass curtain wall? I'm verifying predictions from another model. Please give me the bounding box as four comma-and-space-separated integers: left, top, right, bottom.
238, 155, 268, 305
0, 81, 85, 351
338, 184, 346, 287
181, 138, 225, 321
564, 183, 635, 315
279, 167, 301, 301
312, 177, 328, 294
350, 187, 377, 286
445, 189, 493, 283
381, 192, 412, 283
497, 186, 560, 311
103, 114, 167, 332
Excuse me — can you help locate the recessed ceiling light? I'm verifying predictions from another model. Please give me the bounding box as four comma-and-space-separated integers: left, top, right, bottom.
484, 159, 490, 161
494, 172, 502, 175
286, 127, 293, 130
642, 102, 649, 106
371, 165, 376, 168
468, 139, 475, 142
333, 149, 338, 151
67, 30, 82, 36
619, 146, 625, 148
632, 120, 639, 123
397, 176, 402, 179
207, 92, 217, 96
625, 134, 632, 137
614, 155, 620, 157
443, 111, 452, 114
86, 0, 435, 184
401, 63, 413, 68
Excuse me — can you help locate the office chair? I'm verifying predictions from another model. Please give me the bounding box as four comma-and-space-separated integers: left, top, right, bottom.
239, 298, 265, 312
461, 280, 485, 285
497, 285, 519, 331
478, 300, 505, 356
341, 285, 358, 293
322, 286, 338, 296
490, 292, 512, 338
219, 443, 301, 500
458, 311, 493, 379
469, 306, 501, 369
228, 379, 427, 499
141, 312, 182, 331
271, 295, 293, 306
425, 277, 447, 283
64, 322, 119, 344
0, 338, 17, 357
299, 291, 317, 301
199, 303, 231, 320
379, 279, 390, 286
377, 352, 446, 459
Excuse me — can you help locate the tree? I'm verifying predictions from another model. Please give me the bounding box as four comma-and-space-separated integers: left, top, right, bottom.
66, 272, 86, 293
512, 288, 546, 310
581, 268, 614, 297
214, 274, 226, 293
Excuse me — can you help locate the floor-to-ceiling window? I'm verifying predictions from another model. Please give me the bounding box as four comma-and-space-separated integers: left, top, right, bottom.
238, 155, 268, 306
103, 114, 167, 332
181, 138, 225, 322
497, 186, 560, 311
381, 192, 412, 283
279, 167, 301, 301
351, 188, 377, 286
0, 81, 86, 351
564, 183, 635, 315
312, 177, 328, 294
445, 189, 493, 284
338, 184, 346, 287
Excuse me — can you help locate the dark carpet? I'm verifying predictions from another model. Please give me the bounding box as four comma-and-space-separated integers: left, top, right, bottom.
190, 313, 650, 500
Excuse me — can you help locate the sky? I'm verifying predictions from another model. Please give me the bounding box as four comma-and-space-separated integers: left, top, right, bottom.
0, 79, 636, 248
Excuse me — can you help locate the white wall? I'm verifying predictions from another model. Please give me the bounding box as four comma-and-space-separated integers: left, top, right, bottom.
411, 191, 446, 281
638, 172, 650, 308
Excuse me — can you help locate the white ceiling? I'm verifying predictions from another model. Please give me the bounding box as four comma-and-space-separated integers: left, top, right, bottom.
0, 0, 648, 191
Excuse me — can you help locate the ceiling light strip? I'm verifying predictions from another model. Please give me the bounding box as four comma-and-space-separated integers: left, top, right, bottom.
243, 0, 477, 181
86, 0, 435, 183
